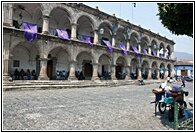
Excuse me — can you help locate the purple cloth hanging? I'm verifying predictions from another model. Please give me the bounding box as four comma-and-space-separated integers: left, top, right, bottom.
153, 51, 157, 57
160, 53, 164, 58
167, 55, 170, 59
119, 44, 128, 55
23, 22, 37, 42
103, 40, 112, 54
132, 46, 140, 58
82, 35, 93, 48
56, 29, 70, 41
143, 49, 148, 54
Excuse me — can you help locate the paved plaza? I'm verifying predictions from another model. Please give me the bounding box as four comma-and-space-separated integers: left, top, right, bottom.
3, 82, 193, 131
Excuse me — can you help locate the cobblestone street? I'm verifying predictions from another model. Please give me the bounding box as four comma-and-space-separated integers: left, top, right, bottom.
3, 82, 193, 131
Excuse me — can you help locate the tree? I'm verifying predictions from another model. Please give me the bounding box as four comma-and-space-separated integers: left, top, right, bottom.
157, 3, 193, 37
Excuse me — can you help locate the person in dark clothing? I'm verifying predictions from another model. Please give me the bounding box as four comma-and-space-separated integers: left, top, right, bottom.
20, 69, 25, 80
14, 69, 19, 80
181, 76, 186, 87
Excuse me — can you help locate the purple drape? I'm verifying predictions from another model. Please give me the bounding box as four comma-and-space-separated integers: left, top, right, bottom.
23, 22, 37, 42
103, 40, 112, 54
153, 51, 157, 57
132, 46, 140, 58
82, 35, 93, 48
143, 49, 148, 54
160, 53, 164, 58
119, 44, 128, 55
167, 55, 170, 59
56, 29, 70, 41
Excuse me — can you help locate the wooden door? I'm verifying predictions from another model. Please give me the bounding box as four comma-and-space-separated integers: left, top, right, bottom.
116, 66, 122, 79
47, 60, 53, 79
84, 63, 92, 78
181, 70, 188, 76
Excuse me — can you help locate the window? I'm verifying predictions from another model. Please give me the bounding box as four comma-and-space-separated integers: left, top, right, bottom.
13, 60, 20, 67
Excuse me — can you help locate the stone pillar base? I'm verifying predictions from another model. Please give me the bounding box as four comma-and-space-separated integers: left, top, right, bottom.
38, 75, 49, 80
91, 76, 100, 81
68, 76, 78, 81
3, 75, 12, 81
42, 31, 50, 35
112, 76, 117, 80
125, 76, 131, 80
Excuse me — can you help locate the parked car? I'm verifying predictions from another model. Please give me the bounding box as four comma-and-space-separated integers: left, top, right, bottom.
184, 76, 193, 82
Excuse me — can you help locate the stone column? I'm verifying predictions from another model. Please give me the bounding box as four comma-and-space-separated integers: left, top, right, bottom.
137, 66, 142, 79
3, 59, 11, 81
92, 63, 99, 80
93, 29, 99, 44
171, 68, 175, 78
68, 60, 77, 80
71, 23, 77, 40
3, 3, 13, 27
157, 69, 160, 80
148, 68, 152, 80
125, 66, 131, 80
111, 64, 117, 80
171, 49, 174, 59
148, 45, 151, 55
126, 39, 130, 51
38, 58, 49, 80
138, 42, 141, 53
112, 35, 116, 47
163, 49, 167, 58
42, 15, 50, 35
157, 48, 160, 57
163, 69, 167, 79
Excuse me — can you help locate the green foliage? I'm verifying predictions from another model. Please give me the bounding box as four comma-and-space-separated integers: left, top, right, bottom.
157, 3, 193, 37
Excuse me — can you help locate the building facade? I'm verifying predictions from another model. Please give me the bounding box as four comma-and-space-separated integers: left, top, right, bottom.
174, 60, 193, 77
3, 3, 175, 81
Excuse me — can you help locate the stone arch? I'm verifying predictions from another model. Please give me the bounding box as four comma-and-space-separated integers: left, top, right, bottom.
76, 15, 95, 41
76, 13, 96, 30
141, 60, 149, 79
98, 21, 113, 45
49, 5, 72, 36
46, 46, 71, 79
116, 27, 126, 48
166, 63, 172, 77
141, 36, 149, 54
130, 58, 139, 79
151, 39, 158, 56
166, 44, 172, 59
76, 51, 95, 80
130, 31, 139, 51
10, 42, 39, 76
159, 42, 165, 58
98, 54, 112, 77
115, 56, 127, 79
159, 62, 165, 79
151, 61, 158, 79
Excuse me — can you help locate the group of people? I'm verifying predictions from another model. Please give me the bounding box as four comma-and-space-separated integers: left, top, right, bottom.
13, 69, 37, 80
98, 71, 111, 80
75, 71, 85, 80
56, 70, 69, 80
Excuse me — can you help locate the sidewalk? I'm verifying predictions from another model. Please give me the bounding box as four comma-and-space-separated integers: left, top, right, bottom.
3, 79, 165, 91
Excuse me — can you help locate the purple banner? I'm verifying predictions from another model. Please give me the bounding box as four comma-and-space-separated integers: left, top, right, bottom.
82, 35, 93, 48
23, 22, 37, 42
132, 46, 140, 58
160, 53, 164, 58
56, 29, 70, 41
167, 55, 170, 59
103, 40, 112, 54
153, 51, 157, 57
143, 49, 148, 54
119, 44, 128, 55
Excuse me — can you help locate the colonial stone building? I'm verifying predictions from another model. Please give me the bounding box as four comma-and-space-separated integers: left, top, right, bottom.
3, 3, 175, 81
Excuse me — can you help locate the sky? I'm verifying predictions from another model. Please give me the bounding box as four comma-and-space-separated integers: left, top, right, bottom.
83, 2, 193, 54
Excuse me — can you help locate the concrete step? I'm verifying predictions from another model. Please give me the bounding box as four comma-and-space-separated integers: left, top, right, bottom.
3, 80, 165, 91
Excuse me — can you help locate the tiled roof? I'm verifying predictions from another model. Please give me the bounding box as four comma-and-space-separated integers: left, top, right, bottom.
174, 60, 193, 66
